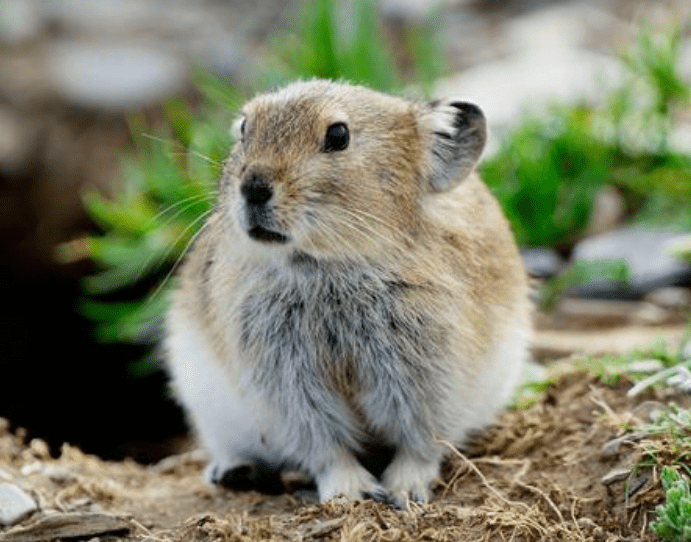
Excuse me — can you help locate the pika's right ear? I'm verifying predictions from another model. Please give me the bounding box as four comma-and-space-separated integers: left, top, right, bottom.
423, 100, 487, 192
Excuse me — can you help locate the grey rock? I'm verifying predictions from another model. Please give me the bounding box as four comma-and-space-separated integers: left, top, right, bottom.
601, 467, 630, 485
521, 247, 564, 278
48, 42, 186, 110
0, 483, 37, 526
571, 226, 691, 299
600, 433, 649, 458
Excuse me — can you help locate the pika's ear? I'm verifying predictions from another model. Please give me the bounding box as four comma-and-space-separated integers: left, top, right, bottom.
423, 100, 486, 192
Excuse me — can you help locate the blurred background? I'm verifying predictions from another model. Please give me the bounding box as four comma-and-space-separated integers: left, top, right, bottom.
0, 0, 689, 463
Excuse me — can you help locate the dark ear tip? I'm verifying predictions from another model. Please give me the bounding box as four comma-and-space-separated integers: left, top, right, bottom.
449, 101, 485, 126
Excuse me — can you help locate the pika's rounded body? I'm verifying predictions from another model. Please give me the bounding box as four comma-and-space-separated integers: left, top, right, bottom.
165, 80, 530, 506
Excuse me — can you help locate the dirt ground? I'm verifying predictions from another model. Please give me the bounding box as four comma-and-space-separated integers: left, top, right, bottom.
1, 303, 690, 542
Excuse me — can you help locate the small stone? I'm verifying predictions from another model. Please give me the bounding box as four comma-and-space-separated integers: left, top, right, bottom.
571, 226, 691, 299
49, 43, 186, 110
600, 433, 649, 458
0, 483, 37, 526
521, 247, 564, 279
601, 467, 631, 485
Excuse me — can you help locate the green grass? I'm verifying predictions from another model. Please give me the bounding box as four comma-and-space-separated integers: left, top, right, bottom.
481, 21, 691, 251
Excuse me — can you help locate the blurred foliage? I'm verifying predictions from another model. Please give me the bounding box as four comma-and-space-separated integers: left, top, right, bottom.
482, 106, 614, 248
64, 0, 446, 374
539, 259, 631, 311
58, 79, 240, 370
481, 21, 691, 249
268, 0, 441, 95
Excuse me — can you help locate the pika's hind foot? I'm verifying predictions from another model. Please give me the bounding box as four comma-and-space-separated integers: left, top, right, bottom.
381, 451, 440, 509
316, 450, 389, 503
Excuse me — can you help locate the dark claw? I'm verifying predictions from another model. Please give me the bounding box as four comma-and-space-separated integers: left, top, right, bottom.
212, 463, 285, 495
362, 486, 390, 504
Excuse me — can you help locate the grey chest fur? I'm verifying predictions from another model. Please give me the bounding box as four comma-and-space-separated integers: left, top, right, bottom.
236, 253, 449, 451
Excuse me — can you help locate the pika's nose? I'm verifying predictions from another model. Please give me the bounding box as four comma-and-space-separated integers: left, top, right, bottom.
240, 175, 273, 206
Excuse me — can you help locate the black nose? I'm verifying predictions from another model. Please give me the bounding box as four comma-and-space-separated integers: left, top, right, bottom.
240, 175, 273, 206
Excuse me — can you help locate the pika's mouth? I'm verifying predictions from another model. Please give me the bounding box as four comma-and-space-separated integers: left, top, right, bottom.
247, 225, 289, 244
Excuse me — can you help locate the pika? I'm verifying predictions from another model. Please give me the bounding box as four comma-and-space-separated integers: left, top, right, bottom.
165, 79, 530, 507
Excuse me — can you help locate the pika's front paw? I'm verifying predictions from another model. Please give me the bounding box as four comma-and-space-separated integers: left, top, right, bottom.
207, 461, 284, 495
381, 453, 439, 509
316, 453, 389, 503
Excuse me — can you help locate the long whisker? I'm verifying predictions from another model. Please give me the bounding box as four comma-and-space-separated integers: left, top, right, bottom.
144, 193, 217, 228
141, 133, 226, 167
144, 210, 213, 304
134, 203, 215, 284
326, 207, 408, 249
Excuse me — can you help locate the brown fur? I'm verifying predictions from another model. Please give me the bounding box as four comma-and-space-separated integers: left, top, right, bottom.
165, 80, 530, 508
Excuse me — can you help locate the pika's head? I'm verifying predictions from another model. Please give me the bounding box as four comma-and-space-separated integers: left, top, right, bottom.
221, 80, 486, 260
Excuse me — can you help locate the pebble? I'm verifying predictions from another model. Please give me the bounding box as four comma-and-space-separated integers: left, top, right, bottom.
0, 483, 37, 526
601, 467, 631, 485
48, 42, 186, 110
521, 247, 565, 279
571, 226, 691, 299
600, 433, 649, 458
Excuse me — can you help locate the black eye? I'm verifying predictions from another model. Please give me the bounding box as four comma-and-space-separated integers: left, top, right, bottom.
323, 122, 349, 153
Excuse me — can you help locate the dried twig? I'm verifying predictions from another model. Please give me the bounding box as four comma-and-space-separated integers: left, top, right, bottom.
437, 440, 529, 511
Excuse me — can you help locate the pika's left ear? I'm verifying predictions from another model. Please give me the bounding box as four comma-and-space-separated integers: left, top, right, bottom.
423, 100, 487, 192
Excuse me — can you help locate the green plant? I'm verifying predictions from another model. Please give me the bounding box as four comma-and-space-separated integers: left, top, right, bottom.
482, 21, 691, 250
482, 105, 614, 248
650, 466, 691, 542
268, 0, 441, 94
57, 78, 241, 374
